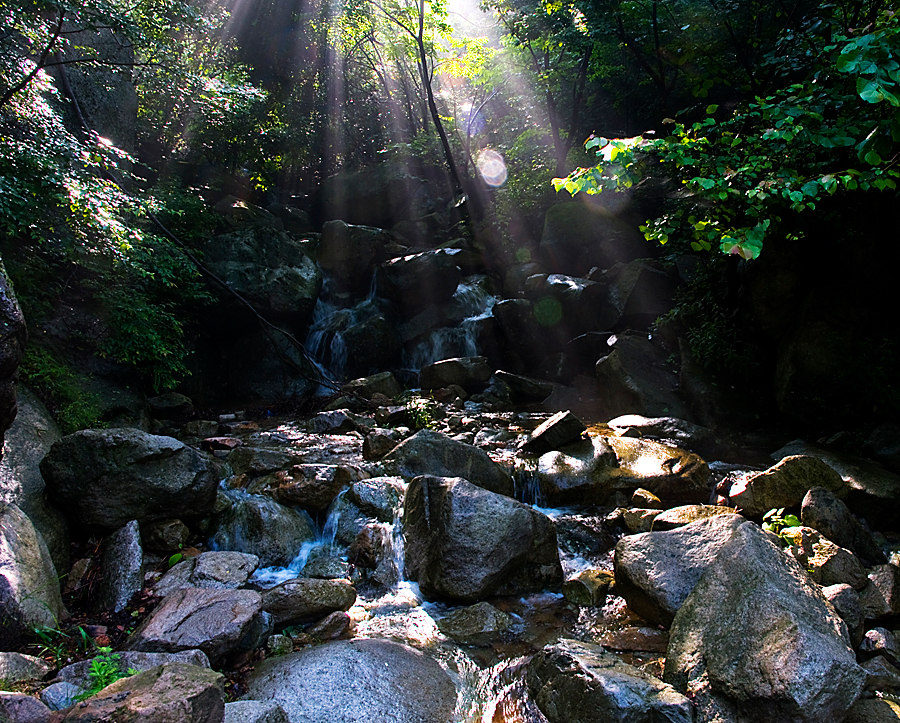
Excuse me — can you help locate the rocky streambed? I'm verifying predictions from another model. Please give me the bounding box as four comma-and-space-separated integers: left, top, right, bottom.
1, 377, 900, 722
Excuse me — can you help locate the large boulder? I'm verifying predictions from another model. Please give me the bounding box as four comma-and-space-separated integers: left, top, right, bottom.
210, 490, 316, 568
203, 227, 321, 330
419, 356, 493, 392
536, 433, 710, 507
47, 662, 224, 723
154, 551, 260, 598
378, 249, 463, 314
614, 513, 746, 626
800, 487, 887, 565
244, 639, 456, 723
317, 220, 392, 292
125, 588, 271, 665
0, 385, 69, 571
522, 273, 606, 338
40, 429, 217, 529
664, 521, 866, 722
527, 639, 693, 723
595, 333, 691, 420
773, 440, 900, 531
539, 201, 648, 277
593, 260, 676, 330
728, 455, 847, 517
381, 429, 514, 497
0, 503, 66, 649
259, 578, 357, 628
402, 475, 563, 601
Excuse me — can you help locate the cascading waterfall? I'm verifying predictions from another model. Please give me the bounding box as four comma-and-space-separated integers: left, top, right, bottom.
404, 277, 497, 370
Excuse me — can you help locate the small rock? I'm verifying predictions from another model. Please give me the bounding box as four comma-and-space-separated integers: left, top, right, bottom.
597, 627, 669, 653
266, 634, 293, 657
843, 697, 900, 721
860, 565, 900, 621
861, 656, 900, 692
622, 508, 662, 533
96, 519, 143, 613
305, 611, 352, 641
142, 519, 190, 553
363, 430, 399, 460
518, 410, 586, 455
0, 652, 52, 682
0, 692, 52, 723
224, 700, 289, 723
40, 682, 82, 711
728, 455, 846, 518
260, 578, 357, 628
435, 602, 512, 645
148, 392, 194, 420
154, 551, 260, 597
201, 437, 242, 451
859, 628, 899, 666
562, 569, 614, 606
801, 486, 887, 565
822, 583, 866, 647
650, 504, 739, 530
631, 488, 662, 509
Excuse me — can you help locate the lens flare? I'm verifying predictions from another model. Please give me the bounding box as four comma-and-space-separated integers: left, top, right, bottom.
476, 148, 507, 187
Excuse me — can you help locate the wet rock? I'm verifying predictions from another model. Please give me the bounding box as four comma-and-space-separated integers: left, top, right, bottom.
301, 556, 349, 580
260, 578, 357, 628
651, 504, 739, 530
419, 357, 492, 392
0, 652, 52, 682
382, 429, 514, 497
859, 628, 899, 665
96, 519, 143, 613
403, 475, 563, 602
527, 639, 692, 723
125, 588, 271, 665
435, 602, 512, 645
728, 455, 846, 518
519, 410, 586, 455
342, 371, 403, 401
597, 627, 669, 653
342, 315, 403, 377
562, 569, 614, 606
0, 691, 51, 722
801, 487, 887, 565
0, 385, 69, 572
774, 440, 900, 531
245, 639, 456, 723
56, 650, 210, 688
595, 332, 690, 420
181, 420, 220, 438
154, 551, 260, 597
614, 514, 746, 626
268, 464, 359, 513
210, 489, 315, 567
142, 518, 190, 553
379, 249, 462, 313
40, 429, 217, 529
204, 227, 321, 330
539, 200, 648, 277
224, 700, 288, 723
664, 521, 865, 723
822, 583, 866, 647
345, 477, 404, 521
0, 503, 66, 649
860, 565, 900, 621
47, 662, 224, 723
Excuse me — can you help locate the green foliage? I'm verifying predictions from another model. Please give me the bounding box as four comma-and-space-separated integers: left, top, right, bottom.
75, 647, 135, 701
552, 11, 900, 259
29, 625, 71, 667
762, 507, 802, 542
20, 347, 104, 433
402, 393, 439, 430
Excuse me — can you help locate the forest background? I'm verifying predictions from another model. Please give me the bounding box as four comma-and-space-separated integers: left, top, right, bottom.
1, 0, 898, 433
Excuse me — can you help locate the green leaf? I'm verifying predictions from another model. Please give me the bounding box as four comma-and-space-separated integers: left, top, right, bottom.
706, 104, 719, 114
858, 78, 884, 103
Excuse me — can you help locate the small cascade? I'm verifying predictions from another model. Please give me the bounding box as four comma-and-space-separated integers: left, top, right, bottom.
404, 277, 497, 370
304, 274, 382, 382
511, 460, 544, 507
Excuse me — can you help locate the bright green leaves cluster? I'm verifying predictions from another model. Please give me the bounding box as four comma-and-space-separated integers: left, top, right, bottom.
553, 12, 900, 260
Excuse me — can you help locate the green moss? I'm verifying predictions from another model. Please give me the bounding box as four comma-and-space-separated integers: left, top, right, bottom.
20, 346, 104, 433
